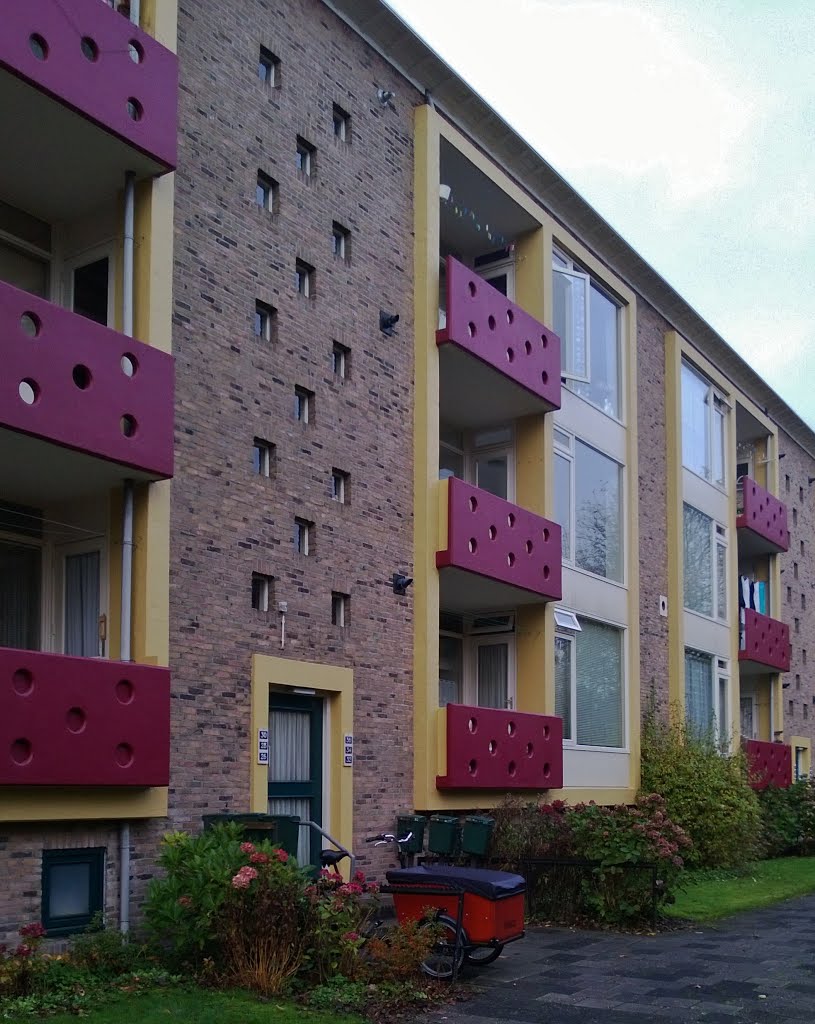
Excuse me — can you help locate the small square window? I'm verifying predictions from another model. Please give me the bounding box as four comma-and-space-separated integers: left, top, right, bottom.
789, 700, 795, 717
331, 468, 349, 503
793, 508, 798, 527
332, 222, 350, 260
800, 486, 805, 503
251, 573, 272, 611
796, 674, 802, 690
332, 104, 351, 142
785, 474, 791, 493
805, 704, 810, 721
254, 301, 277, 342
296, 136, 315, 177
331, 591, 349, 627
788, 585, 793, 603
295, 259, 314, 297
294, 386, 312, 423
794, 562, 799, 580
256, 171, 279, 213
803, 593, 807, 611
252, 438, 274, 477
801, 540, 806, 557
795, 617, 800, 634
332, 341, 349, 379
294, 517, 313, 555
804, 648, 808, 665
42, 848, 105, 937
258, 46, 280, 87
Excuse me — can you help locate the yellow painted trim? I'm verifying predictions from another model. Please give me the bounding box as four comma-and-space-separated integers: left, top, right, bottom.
790, 735, 811, 779
250, 655, 354, 868
665, 332, 685, 712
0, 787, 168, 823
141, 0, 178, 52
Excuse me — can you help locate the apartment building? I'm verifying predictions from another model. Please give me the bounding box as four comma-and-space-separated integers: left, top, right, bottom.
1, 0, 814, 940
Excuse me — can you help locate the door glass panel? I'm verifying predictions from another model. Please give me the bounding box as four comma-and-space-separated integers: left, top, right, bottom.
439, 635, 463, 706
477, 643, 508, 709
268, 699, 322, 867
475, 454, 508, 499
269, 710, 310, 782
64, 551, 100, 657
0, 541, 41, 650
72, 257, 109, 325
268, 797, 310, 865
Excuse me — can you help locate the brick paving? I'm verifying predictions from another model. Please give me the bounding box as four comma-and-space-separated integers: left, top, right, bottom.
433, 896, 815, 1024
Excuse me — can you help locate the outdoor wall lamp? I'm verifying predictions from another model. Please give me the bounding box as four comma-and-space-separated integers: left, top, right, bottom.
380, 310, 399, 336
392, 572, 413, 596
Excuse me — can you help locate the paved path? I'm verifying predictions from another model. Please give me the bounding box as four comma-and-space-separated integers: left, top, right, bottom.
433, 895, 815, 1024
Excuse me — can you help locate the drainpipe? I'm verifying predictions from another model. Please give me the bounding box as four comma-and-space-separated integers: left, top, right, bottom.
129, 0, 141, 29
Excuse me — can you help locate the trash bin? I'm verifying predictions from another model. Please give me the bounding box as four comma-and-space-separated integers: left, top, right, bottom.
396, 814, 426, 854
202, 813, 300, 858
460, 815, 495, 857
428, 815, 460, 856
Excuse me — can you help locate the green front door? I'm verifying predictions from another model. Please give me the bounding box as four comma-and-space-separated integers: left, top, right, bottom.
268, 694, 323, 866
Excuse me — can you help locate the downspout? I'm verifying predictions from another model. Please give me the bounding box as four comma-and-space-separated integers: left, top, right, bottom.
119, 170, 136, 934
129, 0, 141, 29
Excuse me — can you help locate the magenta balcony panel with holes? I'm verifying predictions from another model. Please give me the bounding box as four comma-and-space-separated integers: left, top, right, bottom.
739, 609, 791, 674
736, 477, 789, 556
0, 0, 177, 172
743, 738, 791, 791
437, 704, 563, 790
437, 478, 562, 602
0, 281, 173, 478
0, 648, 170, 787
436, 257, 560, 427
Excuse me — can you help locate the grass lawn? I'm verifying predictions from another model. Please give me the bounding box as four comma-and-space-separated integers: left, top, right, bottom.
10, 987, 363, 1024
666, 856, 815, 921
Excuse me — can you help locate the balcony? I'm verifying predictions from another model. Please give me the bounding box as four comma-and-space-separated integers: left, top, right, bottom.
0, 647, 170, 787
0, 0, 177, 222
437, 704, 563, 790
739, 608, 791, 675
742, 738, 791, 790
736, 477, 789, 556
436, 478, 562, 611
0, 279, 174, 495
437, 256, 560, 428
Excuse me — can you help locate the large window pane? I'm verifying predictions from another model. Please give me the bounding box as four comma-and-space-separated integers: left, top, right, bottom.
553, 268, 588, 379
554, 453, 571, 561
570, 285, 620, 418
575, 620, 623, 747
681, 362, 711, 479
575, 442, 622, 581
439, 635, 463, 706
683, 504, 713, 615
0, 540, 41, 650
474, 453, 508, 499
554, 636, 572, 740
64, 551, 100, 657
477, 642, 508, 709
685, 648, 713, 736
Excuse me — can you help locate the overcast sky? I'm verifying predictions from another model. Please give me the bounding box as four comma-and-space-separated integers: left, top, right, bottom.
386, 0, 815, 430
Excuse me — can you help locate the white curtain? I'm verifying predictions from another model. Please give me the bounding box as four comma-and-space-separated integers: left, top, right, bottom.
269, 710, 311, 864
0, 541, 41, 650
685, 648, 713, 735
64, 552, 100, 657
477, 643, 508, 709
575, 620, 623, 747
268, 797, 310, 865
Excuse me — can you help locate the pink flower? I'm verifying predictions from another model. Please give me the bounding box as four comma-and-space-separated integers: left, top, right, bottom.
342, 931, 360, 942
15, 944, 33, 958
231, 865, 259, 888
250, 851, 270, 864
240, 841, 255, 854
353, 870, 367, 884
19, 923, 46, 939
177, 895, 193, 908
276, 849, 289, 863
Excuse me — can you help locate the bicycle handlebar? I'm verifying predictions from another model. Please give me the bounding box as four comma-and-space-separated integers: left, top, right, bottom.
364, 831, 413, 846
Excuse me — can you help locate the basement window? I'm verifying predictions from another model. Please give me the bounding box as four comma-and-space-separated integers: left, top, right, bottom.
42, 848, 105, 937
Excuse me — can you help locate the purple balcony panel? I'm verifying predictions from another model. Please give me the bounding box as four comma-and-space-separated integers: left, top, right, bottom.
437, 256, 561, 411
437, 478, 562, 601
739, 609, 791, 674
0, 648, 170, 787
0, 0, 177, 170
736, 477, 790, 555
0, 280, 174, 478
743, 738, 791, 790
437, 704, 563, 790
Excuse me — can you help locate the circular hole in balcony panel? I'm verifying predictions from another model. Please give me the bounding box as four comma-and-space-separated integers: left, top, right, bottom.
525, 540, 533, 554
507, 552, 515, 567
507, 720, 516, 737
120, 414, 137, 437
524, 340, 532, 355
20, 312, 41, 338
467, 759, 477, 776
468, 537, 477, 553
72, 364, 92, 390
115, 742, 135, 768
488, 525, 497, 540
543, 761, 551, 778
80, 37, 99, 61
29, 35, 48, 60
11, 738, 33, 766
467, 321, 476, 338
65, 706, 87, 734
18, 379, 39, 405
12, 668, 34, 696
468, 717, 477, 734
506, 347, 515, 363
115, 679, 134, 705
525, 742, 534, 758
488, 315, 496, 331
126, 97, 144, 121
540, 333, 548, 348
507, 760, 517, 777
543, 723, 550, 740
468, 281, 477, 298
128, 39, 144, 63
488, 740, 497, 755
121, 353, 138, 377
543, 565, 550, 580
541, 370, 549, 385
506, 309, 514, 325
468, 495, 478, 513
507, 512, 516, 528
543, 527, 550, 542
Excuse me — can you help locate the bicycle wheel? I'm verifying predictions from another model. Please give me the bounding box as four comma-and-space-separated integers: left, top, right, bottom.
464, 942, 504, 966
420, 914, 466, 980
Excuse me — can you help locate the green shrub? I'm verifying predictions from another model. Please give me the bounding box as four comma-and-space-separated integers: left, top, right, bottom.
69, 914, 151, 978
758, 778, 815, 858
640, 710, 762, 868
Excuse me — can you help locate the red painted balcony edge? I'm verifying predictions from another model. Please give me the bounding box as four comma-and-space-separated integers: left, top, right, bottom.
742, 738, 791, 790
436, 477, 562, 601
0, 647, 170, 787
437, 704, 563, 790
1, 0, 178, 171
437, 256, 561, 411
739, 608, 791, 673
0, 279, 174, 478
736, 476, 790, 553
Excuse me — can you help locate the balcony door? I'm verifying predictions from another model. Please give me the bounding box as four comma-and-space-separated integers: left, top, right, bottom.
0, 539, 42, 651
56, 541, 104, 658
474, 636, 514, 709
439, 617, 516, 710
63, 246, 115, 327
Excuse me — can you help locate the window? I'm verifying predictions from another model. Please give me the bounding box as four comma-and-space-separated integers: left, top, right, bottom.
252, 438, 274, 477
556, 619, 624, 747
788, 585, 793, 604
295, 137, 315, 177
438, 424, 514, 500
258, 46, 280, 87
681, 361, 727, 487
789, 699, 795, 717
332, 222, 350, 260
331, 592, 348, 627
254, 301, 277, 342
785, 473, 791, 493
794, 561, 799, 580
69, 254, 111, 326
294, 518, 313, 555
804, 649, 808, 665
42, 848, 105, 937
332, 342, 349, 379
256, 171, 279, 213
251, 573, 272, 611
683, 503, 727, 620
796, 674, 802, 690
684, 648, 729, 740
438, 614, 515, 709
801, 540, 806, 557
795, 617, 800, 634
553, 432, 623, 582
793, 508, 798, 528
803, 593, 807, 611
552, 247, 621, 419
475, 250, 515, 299
0, 538, 42, 650
800, 486, 805, 503
295, 259, 314, 297
332, 104, 351, 141
331, 469, 348, 503
294, 386, 312, 423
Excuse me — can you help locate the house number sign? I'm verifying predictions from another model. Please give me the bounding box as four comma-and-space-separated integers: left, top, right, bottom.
343, 734, 353, 767
257, 728, 269, 765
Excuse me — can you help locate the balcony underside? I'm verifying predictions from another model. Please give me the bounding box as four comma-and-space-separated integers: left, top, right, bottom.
439, 565, 555, 613
736, 524, 788, 559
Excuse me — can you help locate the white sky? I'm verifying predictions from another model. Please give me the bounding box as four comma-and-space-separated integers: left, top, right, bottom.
386, 0, 815, 430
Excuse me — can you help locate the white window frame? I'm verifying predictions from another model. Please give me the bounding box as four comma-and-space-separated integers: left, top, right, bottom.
56, 537, 106, 658
294, 518, 312, 556
439, 423, 516, 503
251, 573, 270, 612
332, 104, 350, 142
331, 469, 347, 503
332, 224, 348, 260
716, 658, 730, 751
331, 592, 348, 627
552, 250, 590, 383
294, 387, 311, 423
332, 342, 348, 378
253, 438, 273, 477
740, 694, 757, 739
295, 139, 313, 177
439, 613, 516, 709
295, 260, 312, 297
0, 229, 51, 299
258, 47, 279, 87
478, 255, 516, 300
62, 243, 116, 328
683, 503, 728, 622
681, 360, 729, 489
